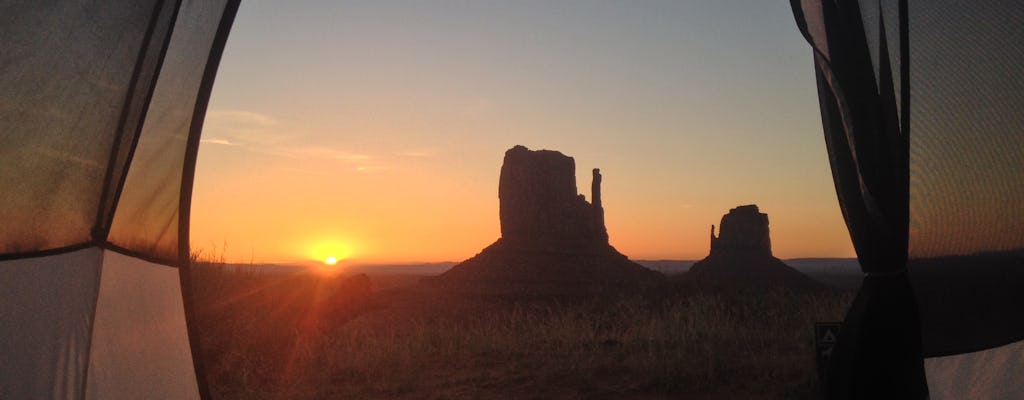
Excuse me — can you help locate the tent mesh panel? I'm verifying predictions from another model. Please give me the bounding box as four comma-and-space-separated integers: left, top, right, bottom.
0, 1, 176, 254
109, 1, 232, 262
904, 0, 1024, 357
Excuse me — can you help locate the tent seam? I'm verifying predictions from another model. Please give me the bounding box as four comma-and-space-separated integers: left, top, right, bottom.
91, 0, 180, 245
77, 248, 106, 400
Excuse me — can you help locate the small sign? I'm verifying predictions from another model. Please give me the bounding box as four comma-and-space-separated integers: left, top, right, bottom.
814, 322, 842, 383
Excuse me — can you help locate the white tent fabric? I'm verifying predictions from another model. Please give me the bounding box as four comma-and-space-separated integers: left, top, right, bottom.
0, 1, 240, 399
0, 249, 199, 399
925, 340, 1024, 400
0, 249, 101, 400
86, 251, 198, 400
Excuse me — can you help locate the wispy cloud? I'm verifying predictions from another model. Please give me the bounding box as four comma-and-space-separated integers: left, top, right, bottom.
202, 109, 288, 149
201, 109, 391, 171
205, 110, 279, 127
200, 138, 235, 146
355, 165, 389, 173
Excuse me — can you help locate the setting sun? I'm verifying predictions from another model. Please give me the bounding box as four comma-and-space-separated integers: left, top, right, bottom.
308, 239, 355, 266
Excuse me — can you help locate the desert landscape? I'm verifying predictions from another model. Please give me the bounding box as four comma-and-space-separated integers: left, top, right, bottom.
4, 2, 1022, 399
189, 147, 860, 400
191, 259, 855, 400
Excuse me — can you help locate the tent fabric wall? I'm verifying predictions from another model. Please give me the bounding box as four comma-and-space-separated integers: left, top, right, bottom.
86, 250, 199, 400
0, 249, 201, 400
791, 0, 1024, 398
0, 1, 240, 399
0, 249, 102, 400
925, 340, 1024, 400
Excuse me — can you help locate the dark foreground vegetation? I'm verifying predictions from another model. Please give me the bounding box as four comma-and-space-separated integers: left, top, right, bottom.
190, 262, 853, 400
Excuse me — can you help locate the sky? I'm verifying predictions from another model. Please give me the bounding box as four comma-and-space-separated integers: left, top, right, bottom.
191, 0, 855, 264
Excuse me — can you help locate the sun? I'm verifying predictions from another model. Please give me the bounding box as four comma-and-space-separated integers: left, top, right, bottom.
307, 239, 355, 275
315, 254, 346, 277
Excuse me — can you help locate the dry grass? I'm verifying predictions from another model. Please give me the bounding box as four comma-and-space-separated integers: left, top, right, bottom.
189, 261, 852, 400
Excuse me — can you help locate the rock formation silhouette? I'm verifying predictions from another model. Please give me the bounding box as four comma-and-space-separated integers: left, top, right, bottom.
687, 205, 821, 289
498, 146, 608, 251
436, 145, 660, 289
710, 204, 771, 257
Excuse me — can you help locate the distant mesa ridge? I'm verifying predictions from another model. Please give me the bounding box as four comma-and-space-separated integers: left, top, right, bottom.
688, 204, 821, 289
437, 145, 659, 286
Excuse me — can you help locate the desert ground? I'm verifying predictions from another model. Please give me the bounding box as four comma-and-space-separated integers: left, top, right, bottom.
190, 260, 854, 400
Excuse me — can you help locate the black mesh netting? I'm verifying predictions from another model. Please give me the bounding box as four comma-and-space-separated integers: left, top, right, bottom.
793, 0, 1023, 397
903, 0, 1024, 357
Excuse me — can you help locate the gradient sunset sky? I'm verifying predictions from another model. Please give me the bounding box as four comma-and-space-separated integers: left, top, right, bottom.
190, 1, 855, 264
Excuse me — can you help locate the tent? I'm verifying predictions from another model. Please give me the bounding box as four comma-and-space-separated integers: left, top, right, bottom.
2, 1, 1022, 399
0, 1, 240, 399
790, 0, 1024, 398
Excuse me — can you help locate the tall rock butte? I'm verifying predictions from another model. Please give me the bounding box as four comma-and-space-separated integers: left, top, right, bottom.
686, 205, 821, 289
710, 205, 772, 257
436, 145, 660, 288
499, 146, 608, 251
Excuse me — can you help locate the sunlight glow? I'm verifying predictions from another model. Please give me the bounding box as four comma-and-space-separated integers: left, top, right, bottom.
309, 239, 354, 265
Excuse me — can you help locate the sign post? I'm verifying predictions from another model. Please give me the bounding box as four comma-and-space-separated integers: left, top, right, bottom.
814, 322, 841, 384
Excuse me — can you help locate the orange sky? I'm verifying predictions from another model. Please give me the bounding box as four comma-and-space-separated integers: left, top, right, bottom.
189, 1, 855, 264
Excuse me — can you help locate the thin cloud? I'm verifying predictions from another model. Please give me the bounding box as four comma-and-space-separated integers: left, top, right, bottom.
202, 110, 384, 169
355, 165, 388, 173
200, 138, 235, 146
202, 109, 289, 149
205, 110, 279, 127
